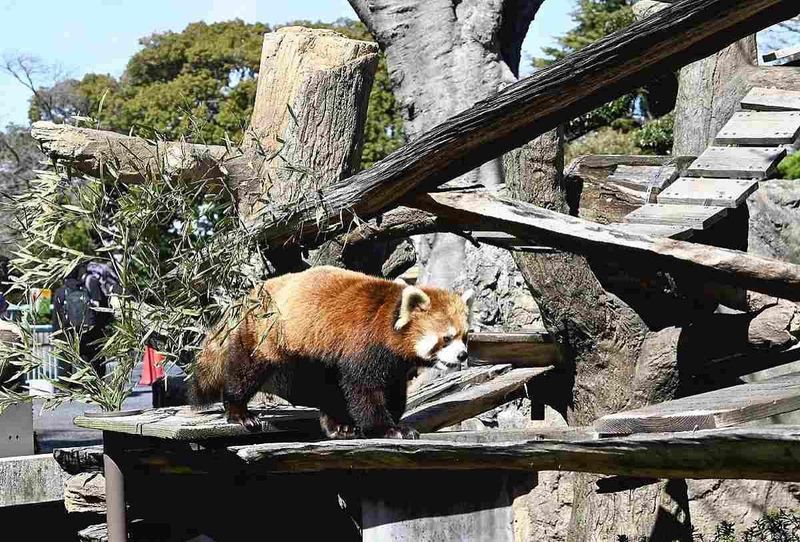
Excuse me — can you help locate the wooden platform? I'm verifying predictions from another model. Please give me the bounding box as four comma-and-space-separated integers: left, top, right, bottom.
467, 331, 558, 366
656, 177, 759, 208
623, 203, 728, 228
741, 87, 800, 112
686, 146, 786, 179
715, 111, 800, 146
594, 372, 800, 435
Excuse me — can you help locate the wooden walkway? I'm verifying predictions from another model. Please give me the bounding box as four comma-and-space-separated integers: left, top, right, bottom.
615, 87, 799, 238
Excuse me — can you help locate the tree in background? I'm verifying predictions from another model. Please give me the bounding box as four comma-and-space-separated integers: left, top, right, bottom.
535, 0, 677, 152
24, 19, 404, 167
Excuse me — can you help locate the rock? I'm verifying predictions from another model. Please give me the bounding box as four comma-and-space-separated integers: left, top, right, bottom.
451, 244, 542, 331
748, 300, 800, 349
748, 179, 800, 264
64, 471, 106, 514
53, 445, 104, 475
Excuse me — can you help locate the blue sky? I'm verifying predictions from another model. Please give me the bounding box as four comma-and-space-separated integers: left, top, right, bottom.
0, 0, 572, 127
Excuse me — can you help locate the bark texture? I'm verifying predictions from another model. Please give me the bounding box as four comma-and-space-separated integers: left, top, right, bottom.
349, 0, 544, 287
505, 137, 691, 541
240, 26, 379, 222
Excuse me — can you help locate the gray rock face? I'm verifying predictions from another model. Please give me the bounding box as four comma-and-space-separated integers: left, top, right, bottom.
452, 243, 542, 331
748, 179, 800, 264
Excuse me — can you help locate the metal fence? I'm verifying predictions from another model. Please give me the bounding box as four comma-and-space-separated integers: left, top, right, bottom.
26, 324, 60, 382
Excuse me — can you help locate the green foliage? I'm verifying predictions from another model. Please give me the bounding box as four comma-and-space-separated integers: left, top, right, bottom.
694, 510, 800, 542
0, 136, 266, 411
534, 0, 677, 143
29, 20, 268, 142
636, 113, 674, 155
778, 152, 800, 179
27, 18, 405, 167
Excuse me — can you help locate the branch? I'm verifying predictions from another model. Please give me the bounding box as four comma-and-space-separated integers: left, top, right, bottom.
253, 0, 800, 245
30, 121, 242, 183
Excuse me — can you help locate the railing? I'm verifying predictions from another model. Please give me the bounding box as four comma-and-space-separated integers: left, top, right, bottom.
26, 324, 60, 383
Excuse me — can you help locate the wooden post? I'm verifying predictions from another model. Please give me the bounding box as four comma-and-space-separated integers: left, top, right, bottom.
360, 471, 515, 542
238, 26, 379, 223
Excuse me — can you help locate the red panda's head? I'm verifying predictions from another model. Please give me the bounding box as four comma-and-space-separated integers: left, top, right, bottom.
393, 281, 474, 370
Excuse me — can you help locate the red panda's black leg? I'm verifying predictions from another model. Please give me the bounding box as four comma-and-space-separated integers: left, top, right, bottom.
221, 334, 269, 432
344, 388, 418, 440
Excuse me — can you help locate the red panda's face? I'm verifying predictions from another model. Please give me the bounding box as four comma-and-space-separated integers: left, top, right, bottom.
394, 284, 474, 369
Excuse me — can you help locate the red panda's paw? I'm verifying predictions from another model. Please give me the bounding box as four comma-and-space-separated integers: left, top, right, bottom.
384, 425, 420, 440
320, 415, 360, 439
226, 406, 262, 432
329, 424, 359, 440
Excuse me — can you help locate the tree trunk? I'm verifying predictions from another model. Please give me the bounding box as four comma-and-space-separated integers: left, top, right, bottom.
349, 0, 544, 288
505, 138, 692, 540
237, 26, 379, 272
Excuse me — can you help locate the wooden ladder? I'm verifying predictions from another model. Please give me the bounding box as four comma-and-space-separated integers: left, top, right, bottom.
612, 87, 800, 239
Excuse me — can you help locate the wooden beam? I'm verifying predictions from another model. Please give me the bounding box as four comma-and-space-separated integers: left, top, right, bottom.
409, 189, 800, 301
467, 331, 559, 367
406, 365, 512, 411
252, 0, 800, 245
31, 121, 234, 183
595, 372, 800, 434
402, 367, 551, 433
230, 426, 800, 482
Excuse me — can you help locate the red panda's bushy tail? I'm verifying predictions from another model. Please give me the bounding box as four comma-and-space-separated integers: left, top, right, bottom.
189, 326, 233, 407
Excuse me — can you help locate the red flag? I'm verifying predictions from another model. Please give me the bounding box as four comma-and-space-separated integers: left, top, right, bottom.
139, 345, 165, 385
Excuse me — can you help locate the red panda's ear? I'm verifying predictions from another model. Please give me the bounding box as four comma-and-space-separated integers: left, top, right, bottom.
462, 289, 475, 309
394, 286, 431, 330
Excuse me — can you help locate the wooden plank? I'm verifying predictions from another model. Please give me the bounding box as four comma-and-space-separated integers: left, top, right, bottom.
406, 365, 511, 411
657, 177, 759, 208
230, 426, 800, 482
763, 43, 800, 64
623, 203, 728, 228
595, 371, 800, 435
467, 331, 559, 367
607, 222, 694, 240
686, 146, 786, 179
402, 367, 551, 433
409, 189, 800, 301
471, 231, 556, 253
741, 87, 800, 112
252, 0, 800, 246
715, 111, 800, 145
606, 164, 678, 192
73, 405, 322, 440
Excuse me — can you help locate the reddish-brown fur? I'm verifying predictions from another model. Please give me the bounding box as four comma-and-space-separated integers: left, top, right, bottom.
192, 266, 470, 439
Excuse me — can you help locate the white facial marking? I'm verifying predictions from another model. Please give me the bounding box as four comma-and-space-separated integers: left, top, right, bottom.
436, 339, 467, 368
415, 334, 439, 359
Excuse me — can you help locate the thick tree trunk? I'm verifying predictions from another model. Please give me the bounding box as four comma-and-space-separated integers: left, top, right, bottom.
238, 26, 379, 273
240, 26, 379, 221
349, 0, 543, 288
504, 137, 692, 539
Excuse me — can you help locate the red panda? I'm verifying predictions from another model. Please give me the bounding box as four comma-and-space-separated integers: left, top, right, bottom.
192, 266, 474, 439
